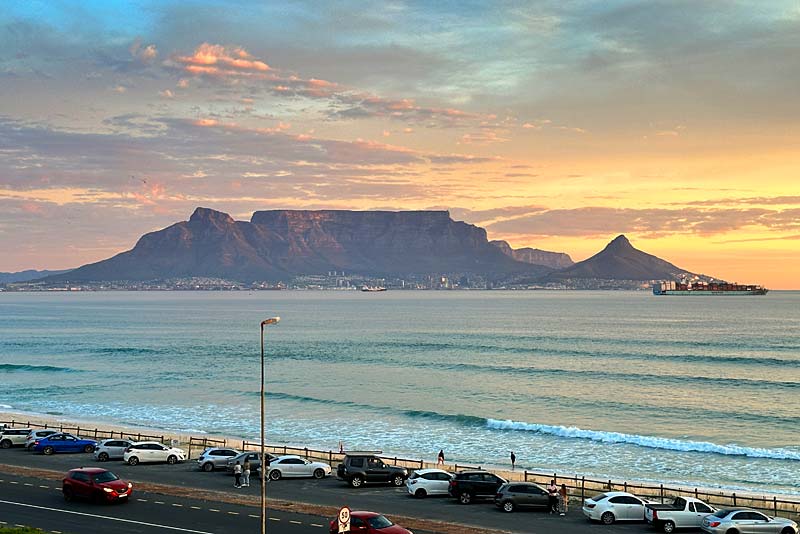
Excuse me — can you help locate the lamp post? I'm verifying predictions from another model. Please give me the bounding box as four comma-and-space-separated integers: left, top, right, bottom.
260, 316, 280, 534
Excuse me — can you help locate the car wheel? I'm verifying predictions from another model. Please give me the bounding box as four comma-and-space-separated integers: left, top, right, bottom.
502, 500, 515, 513
62, 487, 74, 502
167, 455, 177, 465
350, 476, 364, 488
43, 446, 55, 455
128, 456, 139, 466
202, 462, 214, 472
269, 470, 281, 481
725, 530, 740, 534
458, 491, 472, 505
0, 440, 11, 449
780, 529, 794, 534
98, 452, 109, 462
313, 468, 325, 479
414, 488, 427, 498
601, 512, 615, 525
392, 475, 405, 487
83, 444, 95, 453
662, 520, 676, 533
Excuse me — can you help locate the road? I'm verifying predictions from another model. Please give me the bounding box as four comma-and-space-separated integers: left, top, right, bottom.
0, 446, 663, 533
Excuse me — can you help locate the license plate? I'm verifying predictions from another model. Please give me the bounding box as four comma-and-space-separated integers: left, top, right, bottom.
118, 494, 128, 498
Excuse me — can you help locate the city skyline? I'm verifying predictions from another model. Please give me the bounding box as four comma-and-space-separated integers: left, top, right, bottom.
1, 1, 799, 287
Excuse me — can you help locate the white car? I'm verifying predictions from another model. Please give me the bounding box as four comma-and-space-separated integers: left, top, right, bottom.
266, 455, 332, 480
93, 439, 134, 461
583, 491, 652, 525
123, 441, 186, 465
25, 430, 58, 450
0, 428, 33, 448
406, 468, 454, 498
196, 447, 240, 472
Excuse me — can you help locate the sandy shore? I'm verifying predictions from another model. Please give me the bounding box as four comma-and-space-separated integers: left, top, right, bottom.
2, 408, 798, 518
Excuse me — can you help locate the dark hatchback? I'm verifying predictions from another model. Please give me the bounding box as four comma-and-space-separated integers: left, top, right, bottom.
494, 482, 551, 512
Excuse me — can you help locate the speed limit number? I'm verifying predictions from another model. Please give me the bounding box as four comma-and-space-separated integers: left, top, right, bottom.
338, 506, 351, 533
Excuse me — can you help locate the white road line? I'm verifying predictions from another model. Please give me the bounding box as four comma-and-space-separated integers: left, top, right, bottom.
52, 530, 62, 533
0, 499, 215, 534
137, 498, 148, 502
289, 520, 302, 525
190, 506, 202, 510
269, 517, 280, 521
248, 514, 260, 518
227, 511, 238, 515
209, 508, 220, 512
311, 524, 324, 527
23, 483, 33, 486
9, 481, 18, 484
39, 485, 50, 489
155, 500, 165, 504
172, 503, 183, 507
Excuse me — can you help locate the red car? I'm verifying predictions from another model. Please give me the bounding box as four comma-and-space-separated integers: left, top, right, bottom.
328, 511, 413, 534
62, 467, 133, 503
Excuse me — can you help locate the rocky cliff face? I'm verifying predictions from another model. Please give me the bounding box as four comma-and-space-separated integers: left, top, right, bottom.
544, 235, 695, 281
47, 208, 548, 282
490, 240, 574, 269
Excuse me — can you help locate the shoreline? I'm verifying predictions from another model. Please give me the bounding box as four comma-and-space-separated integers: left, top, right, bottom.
2, 407, 799, 517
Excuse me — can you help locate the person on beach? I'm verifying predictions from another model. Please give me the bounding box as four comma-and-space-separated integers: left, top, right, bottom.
559, 483, 568, 516
510, 451, 516, 470
547, 479, 558, 513
437, 449, 445, 466
339, 440, 344, 454
233, 461, 243, 488
242, 459, 251, 487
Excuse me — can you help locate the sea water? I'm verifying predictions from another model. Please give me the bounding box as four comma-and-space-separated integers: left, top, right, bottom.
1, 290, 798, 495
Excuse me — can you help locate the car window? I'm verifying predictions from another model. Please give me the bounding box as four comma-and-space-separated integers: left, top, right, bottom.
689, 502, 696, 512
508, 485, 525, 493
71, 472, 90, 482
695, 503, 712, 513
750, 512, 768, 521
350, 518, 366, 528
438, 473, 452, 481
367, 515, 393, 528
732, 512, 749, 521
288, 458, 304, 464
222, 450, 237, 456
94, 471, 119, 483
350, 458, 364, 468
592, 493, 609, 502
609, 496, 626, 504
51, 435, 64, 441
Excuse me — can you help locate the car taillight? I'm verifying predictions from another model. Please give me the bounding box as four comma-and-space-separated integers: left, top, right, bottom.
124, 447, 132, 452
34, 441, 39, 446
409, 479, 417, 484
652, 510, 658, 520
708, 522, 720, 527
586, 503, 596, 508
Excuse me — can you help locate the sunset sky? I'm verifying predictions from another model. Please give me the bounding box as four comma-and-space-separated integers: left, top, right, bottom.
1, 1, 798, 287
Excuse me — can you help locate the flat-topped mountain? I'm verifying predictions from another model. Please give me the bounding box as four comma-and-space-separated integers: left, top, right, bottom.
490, 240, 574, 269
544, 235, 697, 281
44, 208, 550, 282
0, 269, 72, 284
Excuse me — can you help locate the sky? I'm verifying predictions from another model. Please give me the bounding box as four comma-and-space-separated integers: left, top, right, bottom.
1, 1, 798, 288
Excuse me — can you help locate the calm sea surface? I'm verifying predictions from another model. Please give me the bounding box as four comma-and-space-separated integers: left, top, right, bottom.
1, 291, 799, 494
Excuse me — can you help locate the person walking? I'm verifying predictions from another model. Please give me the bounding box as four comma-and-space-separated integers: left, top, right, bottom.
233, 461, 243, 488
510, 451, 516, 470
547, 479, 559, 514
437, 449, 445, 466
558, 483, 568, 516
242, 459, 251, 487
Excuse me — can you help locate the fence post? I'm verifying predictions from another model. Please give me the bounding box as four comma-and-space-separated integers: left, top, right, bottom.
624, 481, 627, 493
581, 476, 585, 500
732, 492, 736, 506
773, 496, 777, 515
660, 484, 664, 503
695, 488, 698, 500
304, 447, 308, 459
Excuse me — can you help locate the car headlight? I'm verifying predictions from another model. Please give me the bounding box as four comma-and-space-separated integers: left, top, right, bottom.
127, 482, 132, 488
103, 487, 114, 493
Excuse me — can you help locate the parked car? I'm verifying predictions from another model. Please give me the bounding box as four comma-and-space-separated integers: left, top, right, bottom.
123, 441, 186, 465
226, 451, 276, 475
0, 428, 33, 448
406, 468, 453, 498
267, 455, 332, 480
701, 508, 798, 534
62, 467, 132, 503
93, 439, 134, 462
25, 430, 58, 450
494, 482, 551, 512
196, 447, 240, 472
583, 491, 652, 525
328, 511, 414, 534
336, 453, 408, 488
646, 496, 716, 533
448, 470, 508, 505
32, 433, 97, 455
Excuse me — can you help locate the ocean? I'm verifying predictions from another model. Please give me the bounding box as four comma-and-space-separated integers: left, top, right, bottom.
1, 290, 798, 495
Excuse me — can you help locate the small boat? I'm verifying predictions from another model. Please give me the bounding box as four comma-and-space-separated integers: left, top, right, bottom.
361, 286, 387, 292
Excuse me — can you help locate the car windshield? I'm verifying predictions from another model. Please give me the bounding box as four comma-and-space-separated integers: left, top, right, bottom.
367, 516, 393, 529
591, 493, 609, 502
93, 472, 120, 483
712, 509, 733, 518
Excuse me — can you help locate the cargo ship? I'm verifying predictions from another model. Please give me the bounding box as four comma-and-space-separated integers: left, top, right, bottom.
653, 280, 768, 295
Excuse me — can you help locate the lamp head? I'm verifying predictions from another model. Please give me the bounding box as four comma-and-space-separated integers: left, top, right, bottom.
261, 317, 280, 326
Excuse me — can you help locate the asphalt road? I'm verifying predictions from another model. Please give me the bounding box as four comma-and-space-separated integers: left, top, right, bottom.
0, 446, 670, 534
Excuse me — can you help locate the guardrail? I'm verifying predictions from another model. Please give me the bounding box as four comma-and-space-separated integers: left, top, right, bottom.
3, 420, 798, 518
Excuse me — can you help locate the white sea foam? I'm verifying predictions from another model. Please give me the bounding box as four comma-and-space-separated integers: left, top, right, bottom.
0, 404, 13, 409
486, 419, 800, 461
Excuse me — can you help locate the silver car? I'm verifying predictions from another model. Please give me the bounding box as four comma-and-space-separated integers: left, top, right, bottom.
197, 447, 240, 472
701, 508, 798, 534
25, 430, 58, 450
93, 439, 134, 461
226, 451, 275, 474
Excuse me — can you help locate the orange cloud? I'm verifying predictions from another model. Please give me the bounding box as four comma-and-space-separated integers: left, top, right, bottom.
174, 43, 271, 79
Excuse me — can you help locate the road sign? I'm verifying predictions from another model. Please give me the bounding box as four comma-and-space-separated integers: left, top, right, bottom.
337, 506, 351, 533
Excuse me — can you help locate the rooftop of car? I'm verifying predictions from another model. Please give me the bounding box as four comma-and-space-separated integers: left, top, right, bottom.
413, 468, 451, 474
456, 470, 493, 474
69, 467, 110, 474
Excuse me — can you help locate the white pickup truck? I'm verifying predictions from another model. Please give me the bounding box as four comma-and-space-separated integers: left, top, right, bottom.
645, 496, 716, 533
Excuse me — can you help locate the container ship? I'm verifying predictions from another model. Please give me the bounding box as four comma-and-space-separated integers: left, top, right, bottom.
653, 280, 768, 295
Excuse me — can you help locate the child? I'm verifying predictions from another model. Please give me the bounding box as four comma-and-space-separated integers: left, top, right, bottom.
559, 483, 568, 515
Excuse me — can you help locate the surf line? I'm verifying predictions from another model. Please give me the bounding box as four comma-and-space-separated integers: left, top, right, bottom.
0, 499, 214, 534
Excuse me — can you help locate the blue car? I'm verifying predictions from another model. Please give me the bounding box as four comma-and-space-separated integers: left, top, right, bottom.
32, 433, 97, 455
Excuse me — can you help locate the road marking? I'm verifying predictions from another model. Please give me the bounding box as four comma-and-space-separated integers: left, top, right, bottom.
0, 499, 215, 534
39, 485, 50, 489
209, 508, 220, 512
227, 511, 239, 515
15, 525, 26, 528
190, 506, 202, 510
172, 503, 183, 507
248, 514, 260, 518
311, 524, 324, 527
23, 483, 33, 486
9, 481, 18, 484
52, 531, 62, 534
155, 500, 165, 504
290, 520, 302, 524
137, 498, 148, 502
269, 517, 280, 521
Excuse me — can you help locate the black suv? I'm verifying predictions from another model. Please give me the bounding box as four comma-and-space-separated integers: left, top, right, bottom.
336, 453, 408, 488
448, 470, 507, 504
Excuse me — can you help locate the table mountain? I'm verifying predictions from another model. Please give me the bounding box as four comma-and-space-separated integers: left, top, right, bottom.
490, 240, 574, 269
44, 208, 550, 282
0, 269, 73, 284
544, 235, 696, 281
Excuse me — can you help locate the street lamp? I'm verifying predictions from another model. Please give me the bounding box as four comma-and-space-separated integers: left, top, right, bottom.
260, 316, 280, 534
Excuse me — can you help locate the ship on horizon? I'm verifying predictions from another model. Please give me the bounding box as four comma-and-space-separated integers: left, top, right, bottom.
653, 280, 768, 296
361, 285, 387, 292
